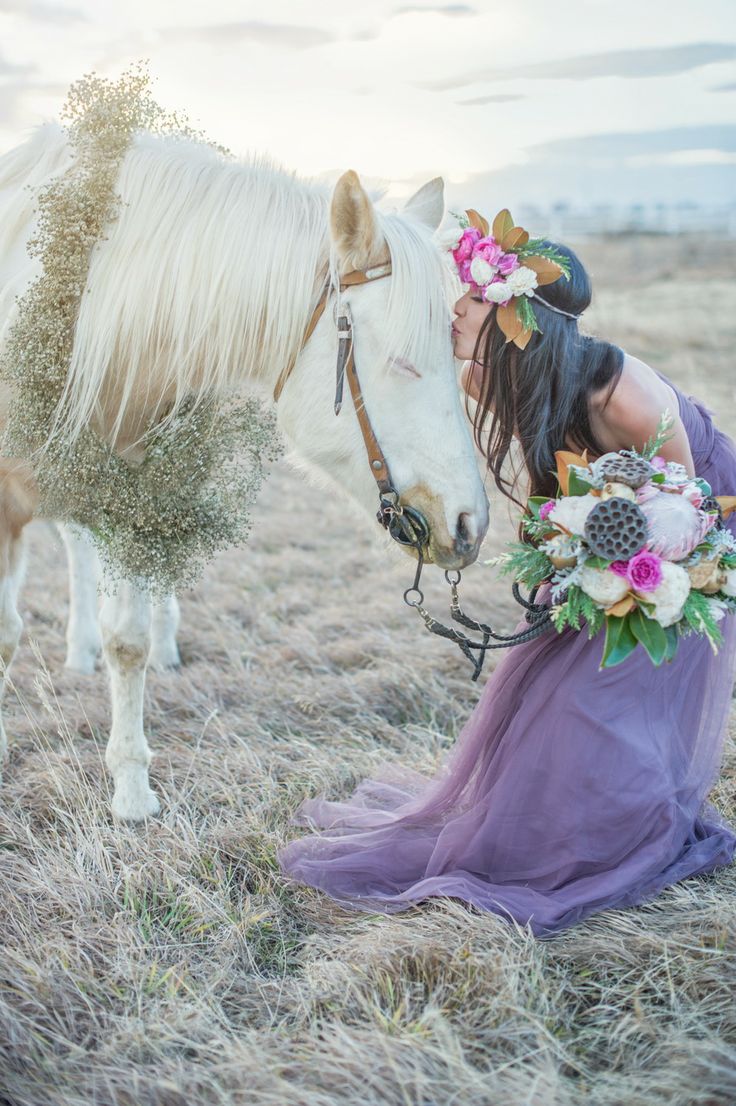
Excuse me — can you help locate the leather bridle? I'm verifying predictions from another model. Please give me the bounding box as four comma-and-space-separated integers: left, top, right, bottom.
272, 261, 431, 550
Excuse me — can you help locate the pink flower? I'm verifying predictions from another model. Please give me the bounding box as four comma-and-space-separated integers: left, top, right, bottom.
452, 227, 481, 264
650, 456, 667, 473
473, 236, 503, 266
457, 259, 474, 284
626, 550, 664, 593
681, 482, 704, 508
497, 252, 520, 276
539, 500, 556, 521
610, 560, 630, 577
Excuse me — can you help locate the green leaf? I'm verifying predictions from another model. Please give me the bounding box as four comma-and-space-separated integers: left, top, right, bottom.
568, 469, 595, 496
601, 615, 638, 668
629, 608, 669, 666
584, 555, 611, 570
663, 625, 679, 663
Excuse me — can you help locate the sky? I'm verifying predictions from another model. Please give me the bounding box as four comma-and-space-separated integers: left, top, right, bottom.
1, 0, 735, 210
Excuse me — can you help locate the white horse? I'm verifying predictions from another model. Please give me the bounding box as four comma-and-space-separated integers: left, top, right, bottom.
0, 123, 489, 820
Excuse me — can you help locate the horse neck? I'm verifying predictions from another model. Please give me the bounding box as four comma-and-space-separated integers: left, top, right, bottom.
66, 136, 331, 447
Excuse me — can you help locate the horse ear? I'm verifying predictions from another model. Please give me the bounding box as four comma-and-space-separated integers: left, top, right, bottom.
330, 170, 385, 271
404, 177, 445, 231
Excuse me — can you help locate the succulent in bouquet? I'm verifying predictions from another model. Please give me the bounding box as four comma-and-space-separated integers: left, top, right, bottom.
499, 413, 736, 668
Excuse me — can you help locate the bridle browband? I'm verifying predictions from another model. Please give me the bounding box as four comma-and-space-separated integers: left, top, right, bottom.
271, 257, 554, 680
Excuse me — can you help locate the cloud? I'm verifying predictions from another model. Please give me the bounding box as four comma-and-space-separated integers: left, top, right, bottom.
394, 4, 476, 14
527, 125, 736, 161
0, 53, 34, 78
0, 0, 87, 23
0, 79, 66, 128
713, 81, 736, 92
421, 42, 736, 90
166, 20, 334, 51
457, 93, 524, 104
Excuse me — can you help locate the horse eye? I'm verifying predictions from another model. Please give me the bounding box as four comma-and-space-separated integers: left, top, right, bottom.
389, 357, 422, 380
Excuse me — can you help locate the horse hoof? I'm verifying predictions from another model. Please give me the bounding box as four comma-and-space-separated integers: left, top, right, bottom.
111, 770, 161, 822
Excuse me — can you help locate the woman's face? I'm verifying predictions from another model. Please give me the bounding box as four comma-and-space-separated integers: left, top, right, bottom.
452, 290, 493, 362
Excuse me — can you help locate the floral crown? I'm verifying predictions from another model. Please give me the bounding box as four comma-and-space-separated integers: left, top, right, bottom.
443, 207, 575, 349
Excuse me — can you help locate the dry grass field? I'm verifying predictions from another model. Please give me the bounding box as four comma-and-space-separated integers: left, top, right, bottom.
1, 235, 735, 1106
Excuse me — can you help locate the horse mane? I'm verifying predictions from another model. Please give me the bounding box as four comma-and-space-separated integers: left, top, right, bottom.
13, 125, 450, 449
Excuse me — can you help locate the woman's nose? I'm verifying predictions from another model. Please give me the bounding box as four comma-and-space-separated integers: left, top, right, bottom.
453, 296, 465, 316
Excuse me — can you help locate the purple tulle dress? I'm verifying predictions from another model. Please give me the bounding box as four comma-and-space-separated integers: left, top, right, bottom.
277, 377, 736, 936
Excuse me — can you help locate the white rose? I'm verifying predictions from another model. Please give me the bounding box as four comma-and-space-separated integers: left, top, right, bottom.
722, 568, 736, 597
469, 256, 496, 286
579, 565, 630, 607
548, 493, 599, 535
640, 561, 690, 628
483, 281, 513, 305
505, 265, 539, 297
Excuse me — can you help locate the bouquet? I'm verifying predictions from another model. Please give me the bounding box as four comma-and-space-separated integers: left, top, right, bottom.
500, 414, 736, 667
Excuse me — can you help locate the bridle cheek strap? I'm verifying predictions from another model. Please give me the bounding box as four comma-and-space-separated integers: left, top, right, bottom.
272, 261, 395, 500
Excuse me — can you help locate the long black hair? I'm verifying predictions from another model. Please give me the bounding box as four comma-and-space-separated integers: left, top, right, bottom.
468, 241, 623, 508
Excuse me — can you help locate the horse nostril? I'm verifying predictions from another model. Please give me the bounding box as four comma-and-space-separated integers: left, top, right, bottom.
454, 511, 477, 556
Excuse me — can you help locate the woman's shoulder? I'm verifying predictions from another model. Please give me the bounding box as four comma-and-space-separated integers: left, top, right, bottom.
590, 353, 680, 440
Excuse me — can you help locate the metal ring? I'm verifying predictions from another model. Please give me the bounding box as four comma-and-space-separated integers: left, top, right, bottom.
444, 569, 461, 586
403, 586, 425, 607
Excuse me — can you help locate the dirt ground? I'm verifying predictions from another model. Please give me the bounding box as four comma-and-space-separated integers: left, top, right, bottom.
0, 235, 735, 1106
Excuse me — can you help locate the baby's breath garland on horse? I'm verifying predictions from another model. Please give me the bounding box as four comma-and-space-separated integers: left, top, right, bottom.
0, 67, 280, 593
0, 66, 488, 819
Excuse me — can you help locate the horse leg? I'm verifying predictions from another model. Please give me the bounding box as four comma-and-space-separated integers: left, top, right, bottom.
100, 580, 159, 820
0, 532, 25, 772
149, 594, 181, 670
58, 523, 101, 674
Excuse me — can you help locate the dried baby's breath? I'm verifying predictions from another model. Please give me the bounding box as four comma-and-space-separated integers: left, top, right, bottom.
0, 63, 282, 594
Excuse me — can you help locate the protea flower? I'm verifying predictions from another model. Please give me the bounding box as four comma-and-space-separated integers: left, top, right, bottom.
639, 492, 712, 561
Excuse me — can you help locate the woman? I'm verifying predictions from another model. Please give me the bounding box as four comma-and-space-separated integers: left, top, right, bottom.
276, 216, 736, 937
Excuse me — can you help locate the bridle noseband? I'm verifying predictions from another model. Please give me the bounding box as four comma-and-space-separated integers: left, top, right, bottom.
272, 258, 553, 680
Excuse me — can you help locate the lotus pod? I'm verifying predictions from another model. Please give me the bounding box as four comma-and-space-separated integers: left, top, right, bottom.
598, 454, 655, 489
639, 492, 712, 560
584, 497, 649, 560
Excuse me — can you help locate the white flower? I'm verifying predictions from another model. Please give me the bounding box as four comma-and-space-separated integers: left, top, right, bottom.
505, 265, 539, 297
483, 281, 513, 305
640, 561, 690, 627
601, 481, 637, 502
579, 566, 630, 607
469, 256, 496, 286
548, 492, 599, 535
722, 568, 736, 598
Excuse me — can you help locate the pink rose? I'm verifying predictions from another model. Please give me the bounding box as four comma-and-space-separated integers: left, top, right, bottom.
458, 259, 474, 284
473, 236, 503, 266
610, 560, 630, 577
539, 499, 556, 521
452, 227, 481, 263
627, 550, 664, 593
497, 252, 520, 276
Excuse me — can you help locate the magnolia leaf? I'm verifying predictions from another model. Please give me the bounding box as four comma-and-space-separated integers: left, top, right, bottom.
523, 255, 563, 286
605, 595, 636, 618
601, 615, 638, 669
715, 495, 736, 518
501, 226, 529, 251
465, 208, 490, 236
568, 468, 595, 496
513, 326, 534, 350
664, 625, 679, 663
554, 449, 589, 495
629, 607, 668, 665
496, 300, 524, 343
492, 208, 514, 242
